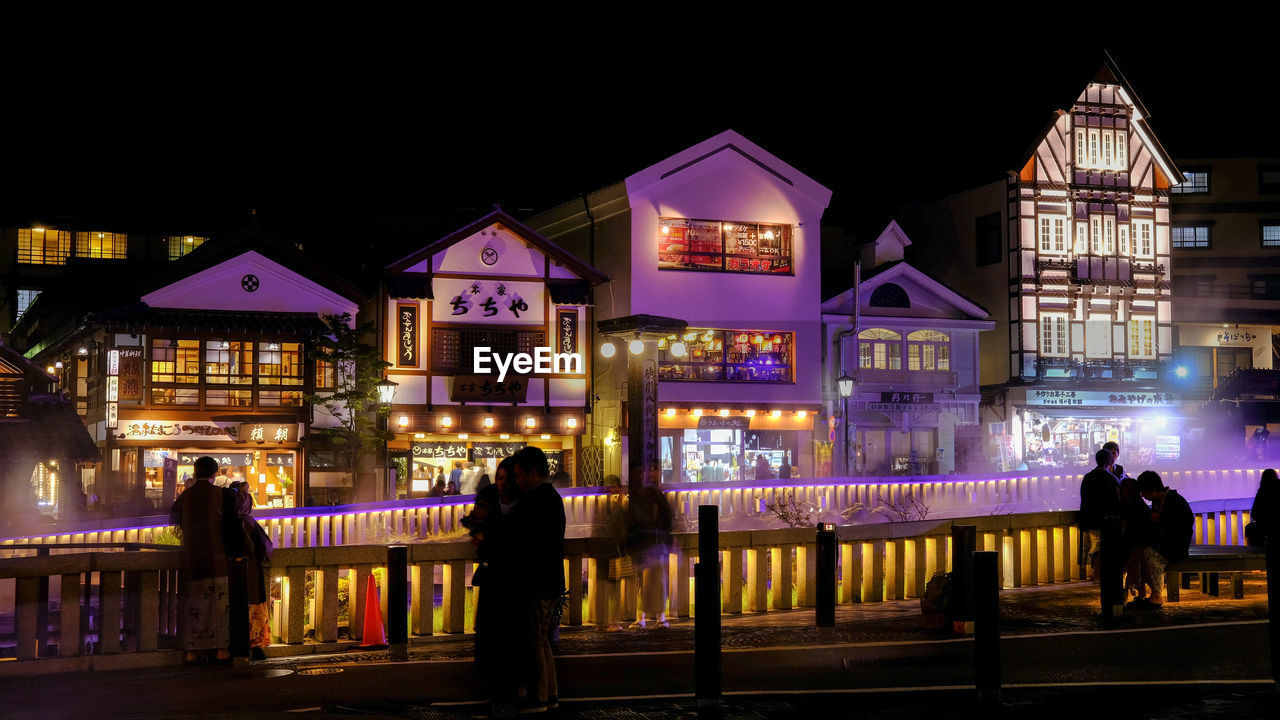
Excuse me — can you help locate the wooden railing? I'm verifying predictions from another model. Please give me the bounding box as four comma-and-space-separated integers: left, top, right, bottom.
1, 500, 1260, 670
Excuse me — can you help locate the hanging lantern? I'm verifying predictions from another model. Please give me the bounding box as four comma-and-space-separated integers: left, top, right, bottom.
753, 334, 764, 345
772, 335, 783, 345
736, 333, 748, 343
658, 338, 668, 349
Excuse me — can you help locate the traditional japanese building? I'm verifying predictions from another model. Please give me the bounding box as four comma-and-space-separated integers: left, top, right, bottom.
527, 130, 832, 484
901, 60, 1185, 470
822, 222, 993, 476
380, 209, 607, 491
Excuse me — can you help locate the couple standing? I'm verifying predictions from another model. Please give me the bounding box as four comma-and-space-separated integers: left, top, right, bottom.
468, 446, 565, 717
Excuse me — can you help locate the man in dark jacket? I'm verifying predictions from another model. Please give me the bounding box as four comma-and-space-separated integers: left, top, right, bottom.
1079, 448, 1120, 579
510, 446, 565, 711
1133, 470, 1193, 606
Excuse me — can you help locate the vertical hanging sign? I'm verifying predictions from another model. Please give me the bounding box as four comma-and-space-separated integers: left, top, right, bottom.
106, 349, 120, 429
118, 348, 143, 401
397, 303, 418, 367
557, 309, 578, 358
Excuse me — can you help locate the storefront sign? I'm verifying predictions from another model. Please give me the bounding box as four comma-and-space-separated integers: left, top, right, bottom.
106, 401, 118, 429
878, 392, 934, 404
545, 449, 563, 477
398, 303, 418, 367
471, 442, 526, 458
118, 348, 143, 400
178, 452, 255, 467
106, 376, 119, 402
868, 402, 943, 413
696, 416, 752, 431
411, 441, 469, 459
107, 349, 120, 376
1216, 331, 1257, 346
557, 309, 578, 357
450, 375, 529, 402
239, 423, 293, 443
121, 420, 236, 441
1027, 389, 1179, 407
266, 453, 295, 467
433, 278, 544, 325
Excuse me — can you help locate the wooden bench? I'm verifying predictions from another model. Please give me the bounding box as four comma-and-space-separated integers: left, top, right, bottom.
1164, 545, 1266, 602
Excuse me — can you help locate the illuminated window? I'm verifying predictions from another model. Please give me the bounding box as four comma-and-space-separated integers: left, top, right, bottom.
167, 236, 208, 260
1102, 132, 1113, 168
1088, 130, 1099, 167
657, 217, 794, 275
1134, 221, 1154, 257
907, 330, 950, 371
1171, 170, 1210, 195
658, 328, 793, 383
31, 462, 57, 507
1128, 316, 1156, 359
1075, 129, 1086, 166
858, 328, 901, 370
1115, 132, 1127, 170
74, 231, 127, 259
1090, 216, 1102, 254
1039, 314, 1069, 357
1038, 216, 1066, 254
1076, 128, 1127, 171
1103, 216, 1115, 254
151, 339, 200, 405
206, 389, 253, 407
204, 341, 253, 385
15, 289, 40, 324
1075, 222, 1088, 254
1261, 223, 1280, 248
17, 228, 71, 265
1118, 224, 1129, 255
258, 342, 303, 386
314, 349, 336, 390
259, 390, 304, 407
1172, 225, 1211, 249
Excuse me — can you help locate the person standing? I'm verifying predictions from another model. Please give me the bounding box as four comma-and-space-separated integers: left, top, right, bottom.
1248, 468, 1280, 546
1079, 448, 1120, 580
228, 481, 274, 660
510, 447, 565, 712
778, 452, 793, 480
466, 457, 523, 713
1102, 441, 1126, 480
755, 453, 773, 481
169, 456, 232, 665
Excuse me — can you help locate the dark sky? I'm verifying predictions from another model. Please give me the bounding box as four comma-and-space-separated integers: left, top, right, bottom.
4, 40, 1275, 266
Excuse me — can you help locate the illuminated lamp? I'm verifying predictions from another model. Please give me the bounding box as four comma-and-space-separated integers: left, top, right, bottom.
186, 237, 194, 243
375, 378, 398, 405
746, 409, 756, 417
837, 374, 855, 398
658, 338, 668, 349
604, 433, 615, 447
77, 346, 88, 356
98, 232, 104, 238
693, 409, 703, 417
723, 224, 733, 232
458, 433, 469, 440
600, 340, 617, 358
46, 365, 55, 374
629, 339, 645, 355
441, 415, 453, 428
54, 361, 63, 370
661, 225, 670, 235
665, 408, 676, 418
500, 434, 511, 440
484, 416, 495, 429
413, 433, 425, 440
719, 409, 730, 417
797, 410, 808, 419
670, 341, 687, 357
398, 415, 409, 428
525, 416, 537, 429
566, 417, 578, 429
753, 334, 764, 345
1174, 365, 1189, 379
772, 335, 783, 344
33, 227, 44, 232
540, 434, 551, 440
771, 410, 782, 419
267, 342, 280, 351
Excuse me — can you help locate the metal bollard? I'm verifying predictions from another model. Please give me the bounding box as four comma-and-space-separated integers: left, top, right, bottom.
973, 551, 1000, 702
1268, 535, 1280, 688
816, 523, 837, 638
228, 557, 250, 662
951, 525, 977, 630
387, 545, 408, 658
695, 505, 721, 719
1100, 516, 1124, 621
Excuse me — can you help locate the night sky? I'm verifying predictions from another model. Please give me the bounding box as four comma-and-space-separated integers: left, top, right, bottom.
4, 41, 1275, 283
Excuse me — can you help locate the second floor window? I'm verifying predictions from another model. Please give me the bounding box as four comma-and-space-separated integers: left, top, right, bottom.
1134, 221, 1154, 257
151, 339, 200, 384
205, 341, 253, 384
1039, 314, 1068, 357
1076, 128, 1127, 171
258, 342, 303, 386
75, 231, 127, 259
431, 328, 545, 375
1172, 225, 1211, 249
858, 328, 901, 370
1038, 216, 1066, 254
18, 228, 71, 265
15, 289, 40, 324
1128, 316, 1156, 359
1171, 170, 1210, 194
906, 330, 950, 371
657, 217, 793, 274
659, 328, 793, 382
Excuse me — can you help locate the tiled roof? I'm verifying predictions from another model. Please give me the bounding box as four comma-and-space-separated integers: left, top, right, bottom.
0, 394, 99, 463
88, 305, 331, 336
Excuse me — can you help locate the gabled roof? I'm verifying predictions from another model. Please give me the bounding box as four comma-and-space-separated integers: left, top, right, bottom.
0, 393, 100, 463
384, 206, 608, 285
0, 341, 57, 385
821, 260, 990, 320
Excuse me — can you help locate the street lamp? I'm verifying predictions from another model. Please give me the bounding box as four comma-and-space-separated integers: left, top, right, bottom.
375, 378, 399, 406
837, 374, 854, 476
375, 378, 398, 501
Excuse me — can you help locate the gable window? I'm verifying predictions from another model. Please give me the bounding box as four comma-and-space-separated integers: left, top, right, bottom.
1171, 169, 1210, 195
1090, 217, 1102, 254
18, 228, 71, 265
1172, 225, 1211, 249
657, 217, 793, 275
1128, 316, 1156, 359
858, 328, 901, 370
1039, 314, 1068, 357
907, 330, 950, 371
1038, 216, 1066, 254
1077, 128, 1127, 171
167, 236, 208, 260
1261, 222, 1280, 248
74, 231, 127, 259
658, 329, 793, 383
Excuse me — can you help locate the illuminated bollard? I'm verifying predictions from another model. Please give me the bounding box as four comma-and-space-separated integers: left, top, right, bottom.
816, 523, 837, 639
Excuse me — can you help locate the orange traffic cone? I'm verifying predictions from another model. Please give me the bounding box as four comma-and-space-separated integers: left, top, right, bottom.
359, 575, 388, 649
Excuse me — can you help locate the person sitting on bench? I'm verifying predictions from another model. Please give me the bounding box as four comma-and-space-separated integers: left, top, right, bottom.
1132, 471, 1194, 607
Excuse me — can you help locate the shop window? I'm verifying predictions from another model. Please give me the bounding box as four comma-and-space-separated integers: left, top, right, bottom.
259, 390, 304, 407
906, 330, 950, 371
18, 228, 71, 265
858, 328, 901, 370
1039, 314, 1068, 357
258, 342, 303, 386
206, 389, 253, 407
167, 235, 208, 260
205, 340, 253, 385
657, 217, 793, 275
74, 231, 128, 259
1128, 316, 1156, 359
658, 328, 793, 383
431, 328, 544, 375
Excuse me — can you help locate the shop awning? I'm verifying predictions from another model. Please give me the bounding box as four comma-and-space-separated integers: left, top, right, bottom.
89, 305, 331, 336
0, 394, 100, 464
548, 281, 593, 306
387, 274, 433, 300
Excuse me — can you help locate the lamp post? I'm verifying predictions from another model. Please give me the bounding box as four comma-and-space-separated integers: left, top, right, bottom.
375, 378, 398, 501
837, 374, 854, 476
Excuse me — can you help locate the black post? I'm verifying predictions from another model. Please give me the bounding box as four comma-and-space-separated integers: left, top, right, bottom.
816, 523, 837, 635
1267, 535, 1280, 688
228, 557, 250, 662
695, 505, 721, 718
951, 525, 977, 629
973, 551, 1000, 702
1100, 516, 1123, 621
387, 545, 409, 658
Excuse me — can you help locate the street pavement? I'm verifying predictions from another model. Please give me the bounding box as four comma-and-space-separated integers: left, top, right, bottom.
1, 580, 1276, 718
